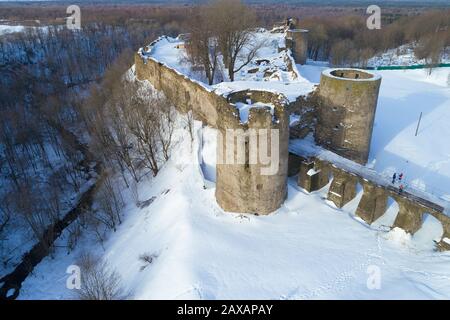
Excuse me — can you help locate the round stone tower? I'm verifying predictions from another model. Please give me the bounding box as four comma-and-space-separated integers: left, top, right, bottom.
215, 90, 289, 215
286, 29, 308, 65
315, 68, 382, 165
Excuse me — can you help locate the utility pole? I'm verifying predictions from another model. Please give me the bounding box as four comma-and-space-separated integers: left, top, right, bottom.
415, 112, 422, 137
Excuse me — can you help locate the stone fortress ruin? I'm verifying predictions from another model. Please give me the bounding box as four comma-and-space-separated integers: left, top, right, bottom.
135, 19, 450, 250
285, 18, 309, 65
216, 90, 289, 214
315, 68, 382, 165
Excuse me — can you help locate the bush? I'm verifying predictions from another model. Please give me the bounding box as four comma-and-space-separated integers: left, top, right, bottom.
138, 252, 158, 271
75, 253, 127, 300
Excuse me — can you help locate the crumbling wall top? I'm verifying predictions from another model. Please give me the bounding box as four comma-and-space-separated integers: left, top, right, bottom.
226, 90, 289, 125
322, 68, 381, 82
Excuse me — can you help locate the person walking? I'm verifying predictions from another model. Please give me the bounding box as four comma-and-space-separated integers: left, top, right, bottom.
399, 184, 404, 194
399, 173, 404, 182
392, 173, 397, 184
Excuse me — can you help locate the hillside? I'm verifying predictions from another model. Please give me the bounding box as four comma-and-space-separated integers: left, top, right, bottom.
17, 63, 450, 299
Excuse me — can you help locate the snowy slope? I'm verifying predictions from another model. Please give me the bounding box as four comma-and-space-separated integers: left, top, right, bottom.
370, 68, 450, 201
18, 99, 450, 299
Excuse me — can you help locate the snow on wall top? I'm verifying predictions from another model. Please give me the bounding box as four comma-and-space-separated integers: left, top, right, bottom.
235, 101, 275, 124
138, 36, 213, 93
322, 68, 382, 82
213, 80, 314, 103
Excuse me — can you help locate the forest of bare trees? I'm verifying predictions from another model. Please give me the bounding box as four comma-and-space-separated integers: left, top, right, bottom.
81, 52, 176, 186
296, 10, 450, 66
0, 7, 185, 275
184, 1, 448, 76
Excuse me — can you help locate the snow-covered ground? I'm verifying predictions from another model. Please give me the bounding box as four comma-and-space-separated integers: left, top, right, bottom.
369, 68, 450, 200
0, 24, 25, 35
17, 105, 450, 299
0, 23, 66, 37
0, 141, 89, 278
367, 44, 450, 68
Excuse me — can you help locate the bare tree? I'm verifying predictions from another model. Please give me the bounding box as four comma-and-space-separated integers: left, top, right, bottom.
66, 221, 82, 254
210, 0, 260, 81
0, 194, 13, 234
124, 94, 161, 177
109, 82, 141, 184
183, 106, 195, 146
186, 6, 221, 85
75, 253, 127, 300
14, 182, 49, 245
156, 96, 176, 161
95, 174, 124, 232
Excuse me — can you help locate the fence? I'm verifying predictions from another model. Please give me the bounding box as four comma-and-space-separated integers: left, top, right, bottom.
363, 63, 450, 71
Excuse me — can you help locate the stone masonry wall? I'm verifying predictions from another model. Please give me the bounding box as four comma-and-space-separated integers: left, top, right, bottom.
135, 53, 237, 128
286, 29, 308, 65
315, 69, 382, 165
135, 54, 289, 215
215, 105, 289, 214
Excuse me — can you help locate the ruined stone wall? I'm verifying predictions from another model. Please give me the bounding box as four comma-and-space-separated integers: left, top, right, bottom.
135, 53, 237, 128
289, 93, 317, 139
315, 69, 382, 165
286, 29, 308, 65
135, 54, 289, 215
216, 90, 289, 215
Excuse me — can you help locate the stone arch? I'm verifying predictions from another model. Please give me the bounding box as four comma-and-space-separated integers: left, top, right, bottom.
392, 197, 425, 234
412, 213, 444, 250
371, 196, 399, 228
327, 168, 358, 208
355, 181, 388, 224
343, 180, 364, 211
421, 211, 450, 251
